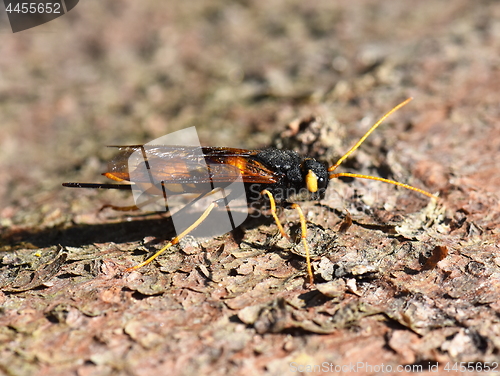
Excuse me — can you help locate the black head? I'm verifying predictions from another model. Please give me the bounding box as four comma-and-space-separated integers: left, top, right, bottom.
301, 158, 329, 200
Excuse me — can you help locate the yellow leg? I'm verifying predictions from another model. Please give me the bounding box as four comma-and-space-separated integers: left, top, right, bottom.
125, 200, 218, 271
262, 189, 314, 284
290, 203, 314, 284
261, 189, 290, 240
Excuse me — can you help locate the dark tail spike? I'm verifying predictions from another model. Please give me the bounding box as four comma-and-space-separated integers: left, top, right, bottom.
62, 182, 133, 190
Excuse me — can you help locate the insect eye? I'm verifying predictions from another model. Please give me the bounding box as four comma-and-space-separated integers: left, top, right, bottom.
317, 176, 327, 189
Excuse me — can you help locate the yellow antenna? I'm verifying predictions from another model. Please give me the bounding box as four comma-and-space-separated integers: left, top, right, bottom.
328, 98, 438, 199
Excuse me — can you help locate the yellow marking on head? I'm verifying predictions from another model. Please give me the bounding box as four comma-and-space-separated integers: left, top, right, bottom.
306, 170, 318, 193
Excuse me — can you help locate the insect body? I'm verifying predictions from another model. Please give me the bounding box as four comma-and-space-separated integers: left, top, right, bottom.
63, 98, 437, 283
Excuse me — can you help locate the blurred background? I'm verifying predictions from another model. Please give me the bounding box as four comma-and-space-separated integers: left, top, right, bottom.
2, 0, 498, 227
1, 0, 499, 374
